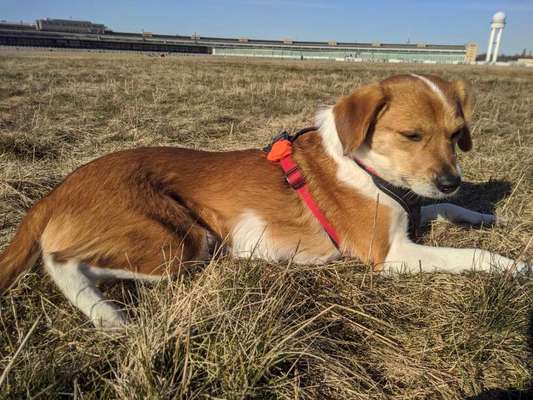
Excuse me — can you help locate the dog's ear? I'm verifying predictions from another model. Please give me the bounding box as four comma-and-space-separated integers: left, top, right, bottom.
453, 79, 473, 152
333, 83, 387, 154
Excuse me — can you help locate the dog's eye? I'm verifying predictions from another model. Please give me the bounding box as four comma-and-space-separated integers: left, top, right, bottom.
402, 132, 423, 142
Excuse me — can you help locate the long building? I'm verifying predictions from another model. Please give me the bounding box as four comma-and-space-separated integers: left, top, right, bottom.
212, 40, 477, 64
0, 19, 478, 63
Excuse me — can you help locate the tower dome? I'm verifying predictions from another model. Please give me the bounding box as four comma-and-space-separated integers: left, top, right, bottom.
492, 11, 506, 24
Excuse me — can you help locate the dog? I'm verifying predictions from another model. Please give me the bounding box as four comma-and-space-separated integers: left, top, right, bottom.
0, 74, 528, 328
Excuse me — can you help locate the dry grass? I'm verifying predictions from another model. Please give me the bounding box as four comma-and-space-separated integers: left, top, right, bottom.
0, 50, 532, 399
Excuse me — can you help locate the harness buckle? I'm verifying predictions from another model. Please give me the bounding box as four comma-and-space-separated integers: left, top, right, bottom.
285, 166, 305, 189
263, 131, 290, 153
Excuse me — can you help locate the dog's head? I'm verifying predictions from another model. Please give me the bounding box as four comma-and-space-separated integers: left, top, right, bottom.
327, 74, 473, 198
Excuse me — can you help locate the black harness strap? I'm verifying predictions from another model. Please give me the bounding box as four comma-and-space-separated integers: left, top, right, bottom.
368, 174, 421, 241
263, 127, 317, 152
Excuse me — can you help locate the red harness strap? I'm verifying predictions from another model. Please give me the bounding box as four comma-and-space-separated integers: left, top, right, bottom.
267, 139, 341, 248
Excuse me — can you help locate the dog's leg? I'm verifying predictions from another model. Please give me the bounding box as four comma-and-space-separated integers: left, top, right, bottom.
384, 238, 528, 274
420, 203, 498, 226
43, 254, 126, 328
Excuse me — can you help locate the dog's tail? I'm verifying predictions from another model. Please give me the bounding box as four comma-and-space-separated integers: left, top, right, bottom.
0, 198, 50, 293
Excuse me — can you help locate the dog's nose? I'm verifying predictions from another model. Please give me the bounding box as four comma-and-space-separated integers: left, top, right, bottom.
435, 174, 461, 194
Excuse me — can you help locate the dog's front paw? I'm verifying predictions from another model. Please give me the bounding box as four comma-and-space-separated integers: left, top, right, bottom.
493, 213, 508, 226
508, 260, 531, 277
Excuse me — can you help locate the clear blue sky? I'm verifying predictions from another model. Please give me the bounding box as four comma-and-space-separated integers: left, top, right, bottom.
2, 0, 532, 54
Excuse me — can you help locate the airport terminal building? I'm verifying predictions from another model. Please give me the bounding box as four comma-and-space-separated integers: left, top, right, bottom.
0, 18, 478, 64
212, 40, 478, 64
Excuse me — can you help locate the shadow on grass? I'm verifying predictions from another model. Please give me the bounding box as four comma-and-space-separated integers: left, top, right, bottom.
466, 389, 533, 400
419, 179, 513, 237
466, 312, 533, 400
454, 179, 513, 214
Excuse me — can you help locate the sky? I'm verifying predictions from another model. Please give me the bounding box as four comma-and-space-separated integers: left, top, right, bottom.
2, 0, 532, 55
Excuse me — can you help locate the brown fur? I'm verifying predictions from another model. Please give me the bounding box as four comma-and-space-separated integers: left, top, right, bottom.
42, 137, 391, 270
0, 74, 473, 291
333, 83, 388, 154
0, 198, 50, 291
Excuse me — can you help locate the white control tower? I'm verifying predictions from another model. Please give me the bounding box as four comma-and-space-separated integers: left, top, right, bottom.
485, 11, 506, 63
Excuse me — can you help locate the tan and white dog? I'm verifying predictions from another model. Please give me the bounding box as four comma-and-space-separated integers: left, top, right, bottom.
0, 74, 527, 328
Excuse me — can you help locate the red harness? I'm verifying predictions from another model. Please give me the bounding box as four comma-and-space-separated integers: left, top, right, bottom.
266, 136, 341, 248
265, 128, 422, 249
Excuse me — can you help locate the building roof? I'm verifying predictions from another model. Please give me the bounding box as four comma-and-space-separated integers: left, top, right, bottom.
0, 19, 469, 53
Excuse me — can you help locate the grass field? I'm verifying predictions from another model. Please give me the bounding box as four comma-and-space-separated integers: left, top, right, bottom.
0, 50, 532, 399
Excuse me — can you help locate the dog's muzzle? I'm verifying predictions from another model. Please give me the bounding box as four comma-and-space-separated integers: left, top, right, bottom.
435, 173, 461, 194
